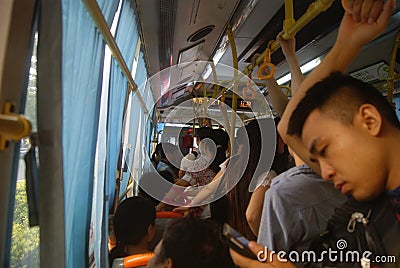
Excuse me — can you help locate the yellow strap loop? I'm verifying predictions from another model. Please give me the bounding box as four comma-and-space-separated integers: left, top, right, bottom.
257, 42, 276, 80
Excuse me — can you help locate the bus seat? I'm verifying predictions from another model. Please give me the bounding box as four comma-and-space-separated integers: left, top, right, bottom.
112, 253, 154, 268
156, 211, 183, 219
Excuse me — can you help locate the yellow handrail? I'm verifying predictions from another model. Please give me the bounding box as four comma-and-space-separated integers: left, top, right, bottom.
243, 0, 334, 75
0, 102, 32, 150
210, 0, 335, 106
82, 0, 153, 125
387, 29, 400, 103
227, 26, 239, 137
284, 0, 295, 33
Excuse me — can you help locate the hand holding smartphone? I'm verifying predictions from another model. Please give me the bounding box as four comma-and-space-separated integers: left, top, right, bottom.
222, 223, 258, 260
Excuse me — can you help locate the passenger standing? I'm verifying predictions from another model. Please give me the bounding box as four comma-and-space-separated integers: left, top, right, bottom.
230, 0, 398, 267
250, 33, 345, 251
180, 129, 193, 155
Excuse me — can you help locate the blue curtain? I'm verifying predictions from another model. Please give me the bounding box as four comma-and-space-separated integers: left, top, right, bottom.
61, 0, 118, 267
119, 50, 151, 194
105, 0, 140, 210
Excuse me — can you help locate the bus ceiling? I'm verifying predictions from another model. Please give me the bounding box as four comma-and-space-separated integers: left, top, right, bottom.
137, 0, 400, 119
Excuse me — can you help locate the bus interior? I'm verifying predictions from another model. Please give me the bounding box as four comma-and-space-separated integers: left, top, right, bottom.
1, 0, 400, 267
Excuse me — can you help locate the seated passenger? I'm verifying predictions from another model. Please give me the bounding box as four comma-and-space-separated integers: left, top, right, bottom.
177, 152, 196, 181
153, 143, 182, 183
155, 128, 228, 211
147, 216, 235, 268
109, 196, 156, 264
137, 173, 178, 251
174, 119, 277, 238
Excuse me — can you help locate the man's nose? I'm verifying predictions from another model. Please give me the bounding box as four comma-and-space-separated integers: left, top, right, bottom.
320, 160, 336, 181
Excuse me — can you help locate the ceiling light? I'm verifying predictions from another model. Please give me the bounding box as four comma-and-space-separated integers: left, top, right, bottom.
277, 57, 321, 85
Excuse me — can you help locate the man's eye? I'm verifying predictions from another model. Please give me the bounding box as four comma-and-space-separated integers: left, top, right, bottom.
319, 146, 327, 157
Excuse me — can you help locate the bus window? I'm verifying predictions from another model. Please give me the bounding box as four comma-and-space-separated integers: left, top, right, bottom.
10, 33, 39, 268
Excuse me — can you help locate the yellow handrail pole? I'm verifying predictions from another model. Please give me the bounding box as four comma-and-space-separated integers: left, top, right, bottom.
82, 0, 153, 125
202, 82, 208, 115
387, 29, 400, 103
377, 73, 400, 91
243, 0, 334, 75
227, 26, 239, 138
210, 0, 334, 104
211, 60, 231, 138
284, 0, 295, 33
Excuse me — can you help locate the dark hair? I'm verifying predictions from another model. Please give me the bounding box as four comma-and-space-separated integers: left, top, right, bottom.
196, 126, 213, 141
287, 72, 400, 137
213, 128, 230, 152
155, 217, 235, 268
138, 173, 162, 207
226, 119, 262, 241
201, 128, 228, 173
112, 196, 155, 256
154, 143, 181, 179
271, 117, 293, 174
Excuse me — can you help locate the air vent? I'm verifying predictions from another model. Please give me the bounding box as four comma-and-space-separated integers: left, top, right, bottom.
187, 25, 215, 42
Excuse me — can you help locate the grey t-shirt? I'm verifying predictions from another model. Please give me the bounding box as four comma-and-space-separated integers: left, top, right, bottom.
257, 164, 346, 253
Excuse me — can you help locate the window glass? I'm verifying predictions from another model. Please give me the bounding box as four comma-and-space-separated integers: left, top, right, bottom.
10, 33, 39, 268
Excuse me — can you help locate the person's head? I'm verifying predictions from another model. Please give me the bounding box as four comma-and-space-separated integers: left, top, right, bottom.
198, 128, 228, 173
113, 196, 156, 251
195, 126, 212, 146
178, 153, 196, 179
213, 128, 230, 155
159, 143, 181, 165
147, 217, 235, 268
287, 72, 400, 201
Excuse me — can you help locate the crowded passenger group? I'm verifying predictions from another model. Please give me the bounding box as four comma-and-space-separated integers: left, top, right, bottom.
109, 1, 400, 267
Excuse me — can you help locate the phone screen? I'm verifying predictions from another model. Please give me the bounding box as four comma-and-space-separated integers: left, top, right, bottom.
222, 223, 258, 260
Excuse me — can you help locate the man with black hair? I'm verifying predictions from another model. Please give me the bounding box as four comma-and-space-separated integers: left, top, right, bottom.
109, 196, 156, 265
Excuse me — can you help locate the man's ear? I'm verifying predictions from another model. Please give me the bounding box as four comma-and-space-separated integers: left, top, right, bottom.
358, 104, 382, 136
166, 258, 173, 268
158, 258, 173, 268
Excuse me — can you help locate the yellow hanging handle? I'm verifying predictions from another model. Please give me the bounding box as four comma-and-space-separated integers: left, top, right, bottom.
257, 43, 276, 80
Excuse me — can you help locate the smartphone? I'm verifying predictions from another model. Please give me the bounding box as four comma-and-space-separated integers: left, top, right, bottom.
222, 223, 258, 260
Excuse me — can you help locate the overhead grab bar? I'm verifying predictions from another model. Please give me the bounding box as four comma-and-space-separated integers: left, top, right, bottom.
211, 0, 334, 105
243, 0, 335, 75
